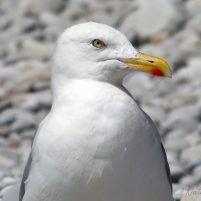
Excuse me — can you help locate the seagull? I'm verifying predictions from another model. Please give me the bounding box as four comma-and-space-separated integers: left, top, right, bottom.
2, 22, 173, 201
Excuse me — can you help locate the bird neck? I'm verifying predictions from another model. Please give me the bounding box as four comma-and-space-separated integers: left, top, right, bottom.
51, 74, 128, 109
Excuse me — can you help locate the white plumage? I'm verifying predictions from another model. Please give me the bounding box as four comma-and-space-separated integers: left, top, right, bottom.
2, 22, 173, 201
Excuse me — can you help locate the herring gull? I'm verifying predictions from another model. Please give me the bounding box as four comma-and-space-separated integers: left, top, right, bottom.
2, 22, 173, 201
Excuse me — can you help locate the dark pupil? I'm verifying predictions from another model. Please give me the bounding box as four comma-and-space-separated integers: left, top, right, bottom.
96, 40, 100, 45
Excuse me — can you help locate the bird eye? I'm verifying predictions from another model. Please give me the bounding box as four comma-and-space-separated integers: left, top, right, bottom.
91, 39, 106, 49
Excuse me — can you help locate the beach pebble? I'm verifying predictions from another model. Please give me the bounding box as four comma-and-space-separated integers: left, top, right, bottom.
121, 0, 183, 40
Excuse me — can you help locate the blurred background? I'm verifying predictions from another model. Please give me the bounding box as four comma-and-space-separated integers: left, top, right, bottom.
0, 0, 201, 200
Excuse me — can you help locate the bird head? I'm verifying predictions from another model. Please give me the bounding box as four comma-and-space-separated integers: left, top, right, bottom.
53, 22, 171, 85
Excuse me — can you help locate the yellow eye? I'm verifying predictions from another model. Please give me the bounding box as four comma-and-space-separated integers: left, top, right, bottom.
91, 39, 106, 49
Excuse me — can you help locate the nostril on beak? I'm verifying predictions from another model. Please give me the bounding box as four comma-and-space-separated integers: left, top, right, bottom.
148, 60, 154, 63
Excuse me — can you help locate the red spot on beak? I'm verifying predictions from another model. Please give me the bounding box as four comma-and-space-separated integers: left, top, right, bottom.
151, 69, 164, 76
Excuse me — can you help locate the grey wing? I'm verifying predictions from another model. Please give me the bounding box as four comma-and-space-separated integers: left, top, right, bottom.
160, 141, 172, 192
19, 151, 32, 201
19, 128, 40, 201
121, 86, 172, 192
142, 111, 172, 192
1, 151, 33, 201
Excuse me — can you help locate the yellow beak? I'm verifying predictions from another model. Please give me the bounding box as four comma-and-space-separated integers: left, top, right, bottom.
121, 52, 172, 77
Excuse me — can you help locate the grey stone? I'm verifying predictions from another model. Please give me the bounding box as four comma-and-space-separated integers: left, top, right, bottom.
180, 170, 201, 186
162, 113, 199, 134
19, 0, 65, 15
176, 57, 201, 82
181, 145, 201, 164
181, 190, 201, 201
179, 30, 201, 57
8, 133, 22, 147
186, 14, 201, 35
166, 151, 184, 179
165, 130, 188, 151
0, 177, 16, 189
39, 11, 59, 27
185, 132, 201, 147
11, 90, 51, 111
185, 0, 201, 17
121, 0, 183, 39
19, 38, 54, 59
20, 128, 36, 139
0, 109, 37, 136
0, 149, 17, 170
173, 184, 187, 200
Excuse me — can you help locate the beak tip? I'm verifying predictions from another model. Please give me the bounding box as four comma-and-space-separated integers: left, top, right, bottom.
167, 68, 172, 78
168, 72, 172, 78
